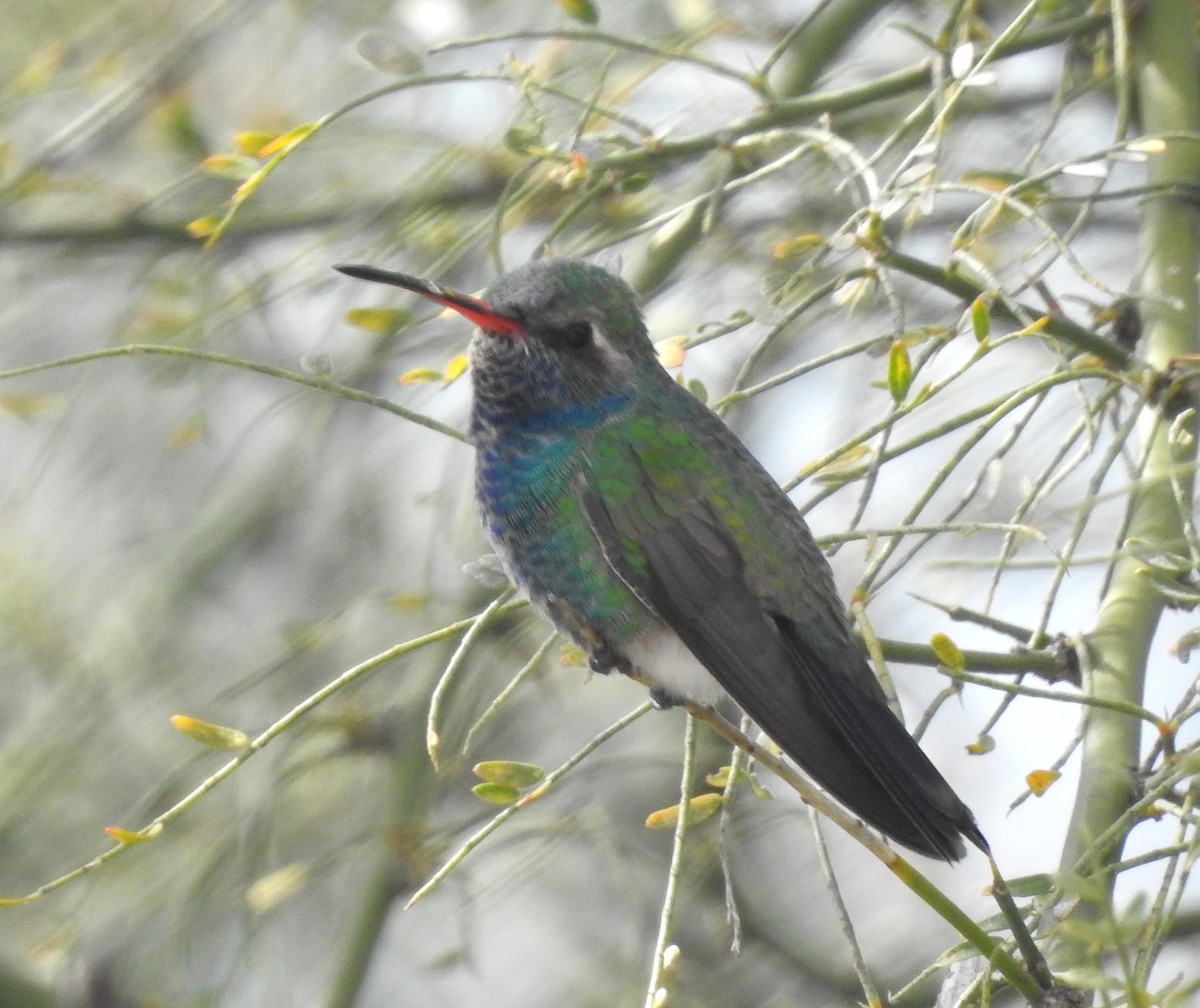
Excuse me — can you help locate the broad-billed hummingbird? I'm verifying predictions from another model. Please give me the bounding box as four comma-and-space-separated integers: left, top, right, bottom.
335, 258, 986, 861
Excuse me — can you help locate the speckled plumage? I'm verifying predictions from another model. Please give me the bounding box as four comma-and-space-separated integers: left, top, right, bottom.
336, 257, 986, 861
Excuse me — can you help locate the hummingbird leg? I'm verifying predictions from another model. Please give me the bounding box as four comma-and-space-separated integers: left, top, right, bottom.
587, 648, 619, 675
543, 593, 621, 675
648, 687, 685, 710
607, 654, 686, 709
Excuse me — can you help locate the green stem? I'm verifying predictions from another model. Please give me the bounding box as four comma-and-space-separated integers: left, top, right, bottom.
0, 344, 466, 442
771, 0, 894, 98
592, 12, 1110, 174
876, 247, 1132, 369
322, 710, 437, 1008
1055, 0, 1200, 969
665, 696, 1045, 1002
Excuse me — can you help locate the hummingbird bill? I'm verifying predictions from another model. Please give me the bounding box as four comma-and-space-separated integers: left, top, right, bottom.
336, 258, 986, 861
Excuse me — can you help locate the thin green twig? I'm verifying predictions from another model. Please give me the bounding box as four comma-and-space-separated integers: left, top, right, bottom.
0, 344, 466, 442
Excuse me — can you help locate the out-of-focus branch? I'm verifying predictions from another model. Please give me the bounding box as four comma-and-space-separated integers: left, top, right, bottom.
1055, 0, 1200, 976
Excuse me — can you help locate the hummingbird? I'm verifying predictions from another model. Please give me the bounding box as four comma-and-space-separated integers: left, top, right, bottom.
335, 258, 987, 861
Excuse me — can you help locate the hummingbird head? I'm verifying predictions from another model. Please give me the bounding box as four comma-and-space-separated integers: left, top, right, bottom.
335, 259, 657, 432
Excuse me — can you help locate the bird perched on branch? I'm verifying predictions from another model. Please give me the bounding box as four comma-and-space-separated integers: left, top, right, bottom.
336, 257, 986, 861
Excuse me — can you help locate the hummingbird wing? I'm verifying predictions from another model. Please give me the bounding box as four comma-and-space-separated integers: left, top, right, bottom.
579, 415, 983, 861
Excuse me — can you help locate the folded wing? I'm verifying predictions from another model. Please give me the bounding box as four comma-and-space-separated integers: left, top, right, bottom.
581, 434, 984, 861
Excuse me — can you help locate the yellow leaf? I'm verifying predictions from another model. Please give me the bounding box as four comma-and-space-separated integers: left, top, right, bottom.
771, 233, 825, 260
1025, 769, 1060, 796
930, 632, 965, 673
387, 591, 428, 612
170, 714, 250, 750
444, 353, 469, 383
344, 306, 409, 333
234, 130, 276, 156
246, 863, 309, 912
106, 823, 163, 845
257, 121, 318, 157
1013, 316, 1050, 337
0, 392, 65, 420
644, 794, 723, 829
167, 415, 206, 451
15, 40, 67, 93
966, 734, 995, 756
398, 367, 443, 384
232, 163, 270, 204
185, 215, 220, 238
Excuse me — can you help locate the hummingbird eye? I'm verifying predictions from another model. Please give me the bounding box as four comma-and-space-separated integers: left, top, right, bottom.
544, 321, 594, 351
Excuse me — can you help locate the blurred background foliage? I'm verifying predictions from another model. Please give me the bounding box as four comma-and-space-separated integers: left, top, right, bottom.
2, 0, 1199, 1006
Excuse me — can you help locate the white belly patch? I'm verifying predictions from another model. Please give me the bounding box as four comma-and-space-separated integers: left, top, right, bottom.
621, 626, 726, 707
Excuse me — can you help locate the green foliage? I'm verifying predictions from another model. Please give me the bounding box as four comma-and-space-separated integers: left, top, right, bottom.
1, 1, 1198, 1007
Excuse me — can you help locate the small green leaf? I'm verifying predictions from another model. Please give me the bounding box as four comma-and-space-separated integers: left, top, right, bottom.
1002, 873, 1055, 898
705, 767, 731, 789
472, 782, 521, 804
1172, 627, 1200, 662
556, 0, 599, 24
617, 171, 651, 193
887, 340, 912, 403
170, 714, 250, 750
473, 760, 545, 789
504, 123, 544, 154
748, 774, 773, 800
970, 297, 990, 343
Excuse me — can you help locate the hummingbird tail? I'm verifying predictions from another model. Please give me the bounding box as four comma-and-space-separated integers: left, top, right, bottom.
771, 614, 988, 861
